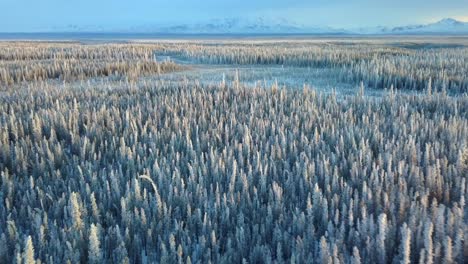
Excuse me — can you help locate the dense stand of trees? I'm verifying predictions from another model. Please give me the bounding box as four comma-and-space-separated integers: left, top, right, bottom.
0, 78, 466, 263
3, 41, 467, 92
0, 43, 184, 86
0, 41, 467, 263
157, 42, 468, 92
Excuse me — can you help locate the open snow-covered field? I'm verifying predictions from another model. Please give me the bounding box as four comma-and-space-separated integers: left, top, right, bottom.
0, 38, 467, 263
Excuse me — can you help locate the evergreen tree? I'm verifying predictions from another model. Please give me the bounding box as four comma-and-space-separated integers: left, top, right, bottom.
88, 224, 102, 264
399, 223, 411, 264
23, 236, 35, 264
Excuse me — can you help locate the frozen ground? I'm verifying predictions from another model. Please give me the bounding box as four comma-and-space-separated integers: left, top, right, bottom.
149, 55, 415, 97
14, 58, 419, 98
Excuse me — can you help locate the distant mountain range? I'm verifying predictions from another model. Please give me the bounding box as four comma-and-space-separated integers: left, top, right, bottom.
361, 18, 468, 34
148, 17, 347, 34
46, 17, 468, 35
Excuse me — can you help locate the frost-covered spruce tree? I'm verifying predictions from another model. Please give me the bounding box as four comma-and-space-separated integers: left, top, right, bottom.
443, 236, 453, 264
377, 213, 387, 264
69, 192, 83, 231
399, 223, 411, 264
88, 224, 102, 264
22, 236, 35, 264
423, 220, 434, 264
350, 247, 361, 264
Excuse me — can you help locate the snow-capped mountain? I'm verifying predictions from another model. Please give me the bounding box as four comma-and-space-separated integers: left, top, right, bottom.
153, 17, 349, 34
374, 18, 468, 34
45, 17, 348, 34
158, 17, 304, 34
39, 17, 468, 35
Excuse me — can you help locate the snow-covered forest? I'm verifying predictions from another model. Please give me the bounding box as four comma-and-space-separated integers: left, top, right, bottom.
0, 40, 467, 263
0, 43, 183, 85
155, 41, 468, 92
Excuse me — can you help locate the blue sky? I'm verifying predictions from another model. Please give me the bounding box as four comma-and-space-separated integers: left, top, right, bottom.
1, 0, 467, 32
